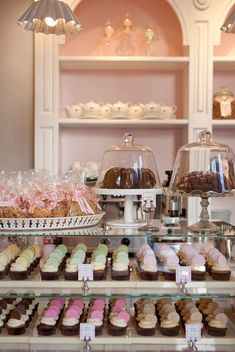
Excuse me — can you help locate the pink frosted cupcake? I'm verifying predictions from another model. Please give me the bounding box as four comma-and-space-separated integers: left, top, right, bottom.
60, 300, 84, 336
190, 254, 206, 281
211, 254, 231, 281
139, 249, 158, 280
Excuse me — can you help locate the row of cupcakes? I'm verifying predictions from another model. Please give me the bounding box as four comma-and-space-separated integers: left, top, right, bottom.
37, 298, 66, 336
40, 244, 67, 280
85, 298, 106, 335
156, 298, 180, 336
108, 298, 131, 336
64, 243, 87, 280
60, 299, 85, 336
111, 244, 130, 280
0, 244, 20, 279
9, 244, 41, 280
135, 298, 158, 335
136, 243, 158, 280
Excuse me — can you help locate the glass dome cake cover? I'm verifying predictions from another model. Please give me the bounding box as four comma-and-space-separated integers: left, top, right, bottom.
170, 130, 235, 197
96, 133, 161, 190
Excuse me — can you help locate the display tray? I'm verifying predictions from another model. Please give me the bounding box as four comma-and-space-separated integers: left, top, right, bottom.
0, 213, 105, 231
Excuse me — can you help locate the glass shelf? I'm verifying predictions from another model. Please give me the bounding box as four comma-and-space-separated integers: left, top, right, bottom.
0, 220, 234, 238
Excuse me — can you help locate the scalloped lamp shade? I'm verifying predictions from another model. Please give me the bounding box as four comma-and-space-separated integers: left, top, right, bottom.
18, 0, 82, 35
221, 9, 235, 34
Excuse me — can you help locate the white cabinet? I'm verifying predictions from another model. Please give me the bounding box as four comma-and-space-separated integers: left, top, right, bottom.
35, 0, 235, 224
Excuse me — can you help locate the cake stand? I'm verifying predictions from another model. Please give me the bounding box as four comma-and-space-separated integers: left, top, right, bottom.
96, 188, 162, 228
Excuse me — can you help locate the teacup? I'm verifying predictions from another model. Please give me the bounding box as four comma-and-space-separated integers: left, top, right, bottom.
160, 104, 177, 118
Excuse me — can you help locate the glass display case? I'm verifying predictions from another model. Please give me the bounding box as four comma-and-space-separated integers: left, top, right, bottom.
0, 220, 235, 352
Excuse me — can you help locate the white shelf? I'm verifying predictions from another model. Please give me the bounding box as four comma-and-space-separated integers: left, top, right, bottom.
213, 56, 235, 70
212, 120, 235, 128
59, 118, 188, 128
59, 56, 189, 71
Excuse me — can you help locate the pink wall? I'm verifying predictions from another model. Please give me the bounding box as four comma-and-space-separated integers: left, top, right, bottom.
60, 0, 184, 57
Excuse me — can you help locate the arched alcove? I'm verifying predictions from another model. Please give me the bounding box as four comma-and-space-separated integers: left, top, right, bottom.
61, 0, 185, 56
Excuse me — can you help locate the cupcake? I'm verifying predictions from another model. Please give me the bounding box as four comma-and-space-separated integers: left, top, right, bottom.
37, 298, 65, 336
41, 244, 67, 280
160, 311, 180, 336
135, 299, 157, 336
0, 244, 20, 279
86, 299, 106, 336
91, 243, 108, 280
185, 311, 203, 333
190, 254, 206, 281
64, 243, 87, 281
108, 311, 130, 336
108, 298, 130, 336
211, 254, 231, 281
207, 313, 228, 336
6, 308, 26, 335
138, 245, 158, 281
111, 245, 130, 280
163, 255, 179, 281
60, 299, 84, 336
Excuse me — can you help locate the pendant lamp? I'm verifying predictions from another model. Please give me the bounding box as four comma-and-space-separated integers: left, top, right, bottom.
18, 0, 82, 35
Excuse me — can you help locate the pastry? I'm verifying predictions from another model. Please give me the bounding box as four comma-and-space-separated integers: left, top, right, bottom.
101, 167, 156, 189
207, 313, 228, 336
211, 254, 231, 281
160, 311, 180, 336
111, 244, 130, 280
60, 299, 84, 336
6, 308, 26, 335
64, 243, 87, 281
41, 244, 67, 280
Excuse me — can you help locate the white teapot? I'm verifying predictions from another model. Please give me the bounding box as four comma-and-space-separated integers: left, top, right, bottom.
141, 101, 161, 118
100, 104, 112, 118
82, 101, 102, 118
111, 101, 131, 118
65, 104, 83, 119
128, 104, 144, 119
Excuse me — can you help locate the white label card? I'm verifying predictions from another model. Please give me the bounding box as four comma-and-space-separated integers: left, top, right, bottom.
78, 264, 93, 281
220, 101, 231, 117
80, 323, 95, 341
185, 323, 201, 342
176, 266, 192, 284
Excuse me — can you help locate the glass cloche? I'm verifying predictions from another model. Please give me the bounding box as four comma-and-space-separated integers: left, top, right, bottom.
96, 133, 161, 190
170, 130, 235, 233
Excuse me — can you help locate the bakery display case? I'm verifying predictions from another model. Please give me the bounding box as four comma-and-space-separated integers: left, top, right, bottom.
0, 220, 235, 352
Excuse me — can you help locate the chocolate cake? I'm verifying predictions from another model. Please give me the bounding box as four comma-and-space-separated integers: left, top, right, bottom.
101, 167, 156, 189
176, 171, 234, 195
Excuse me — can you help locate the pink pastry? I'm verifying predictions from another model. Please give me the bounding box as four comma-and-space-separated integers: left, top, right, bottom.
191, 254, 205, 266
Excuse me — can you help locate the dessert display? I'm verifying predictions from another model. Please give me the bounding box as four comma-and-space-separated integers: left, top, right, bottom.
136, 243, 158, 280
0, 244, 20, 279
41, 244, 67, 280
64, 243, 87, 281
170, 130, 235, 233
60, 299, 85, 336
107, 298, 130, 336
96, 133, 160, 190
111, 244, 130, 280
0, 169, 102, 221
156, 299, 180, 336
175, 298, 203, 332
85, 298, 106, 335
37, 298, 66, 336
9, 244, 41, 280
135, 298, 157, 336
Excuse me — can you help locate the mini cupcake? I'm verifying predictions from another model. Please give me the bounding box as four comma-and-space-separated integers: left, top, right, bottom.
207, 313, 228, 336
64, 243, 87, 280
91, 243, 108, 280
41, 244, 67, 280
190, 254, 206, 281
211, 254, 231, 281
108, 311, 130, 336
138, 245, 158, 281
7, 308, 26, 335
37, 298, 65, 335
160, 311, 180, 336
0, 244, 20, 279
111, 245, 130, 280
60, 300, 84, 336
136, 313, 157, 336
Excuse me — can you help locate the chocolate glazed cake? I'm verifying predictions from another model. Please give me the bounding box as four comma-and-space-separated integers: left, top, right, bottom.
101, 167, 156, 189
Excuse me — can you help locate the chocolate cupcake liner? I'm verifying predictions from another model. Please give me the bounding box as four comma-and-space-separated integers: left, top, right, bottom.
7, 324, 26, 335
192, 271, 206, 281
111, 269, 130, 281
136, 324, 156, 336
163, 271, 176, 281
211, 270, 231, 281
160, 325, 180, 336
207, 325, 227, 337
107, 321, 127, 336
60, 323, 79, 336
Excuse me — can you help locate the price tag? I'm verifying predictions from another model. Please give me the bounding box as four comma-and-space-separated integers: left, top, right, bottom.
80, 323, 95, 341
142, 193, 156, 208
78, 264, 93, 281
185, 323, 201, 342
176, 266, 191, 284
